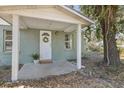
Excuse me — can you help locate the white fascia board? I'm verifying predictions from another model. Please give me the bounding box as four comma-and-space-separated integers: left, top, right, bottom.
59, 5, 94, 24
0, 17, 10, 25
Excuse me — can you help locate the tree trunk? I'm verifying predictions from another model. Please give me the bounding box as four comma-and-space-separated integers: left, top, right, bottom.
106, 27, 120, 66
100, 19, 108, 64
101, 23, 120, 66
101, 6, 120, 66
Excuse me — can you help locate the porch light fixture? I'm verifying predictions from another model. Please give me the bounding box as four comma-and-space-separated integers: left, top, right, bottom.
55, 31, 58, 35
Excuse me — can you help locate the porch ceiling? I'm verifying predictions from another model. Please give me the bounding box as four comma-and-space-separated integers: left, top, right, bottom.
0, 14, 77, 32
20, 16, 77, 32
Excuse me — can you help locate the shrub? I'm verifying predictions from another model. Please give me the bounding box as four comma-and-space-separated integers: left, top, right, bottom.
31, 53, 39, 60
0, 80, 5, 86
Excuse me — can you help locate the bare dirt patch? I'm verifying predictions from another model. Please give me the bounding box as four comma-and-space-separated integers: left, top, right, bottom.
0, 64, 23, 81
0, 53, 124, 88
0, 71, 113, 88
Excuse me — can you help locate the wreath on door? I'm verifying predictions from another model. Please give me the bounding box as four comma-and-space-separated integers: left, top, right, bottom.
43, 36, 49, 43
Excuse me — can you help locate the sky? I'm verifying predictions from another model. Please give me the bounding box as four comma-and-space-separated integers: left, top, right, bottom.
73, 5, 80, 11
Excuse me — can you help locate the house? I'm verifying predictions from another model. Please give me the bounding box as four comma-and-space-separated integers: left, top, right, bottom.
0, 5, 94, 81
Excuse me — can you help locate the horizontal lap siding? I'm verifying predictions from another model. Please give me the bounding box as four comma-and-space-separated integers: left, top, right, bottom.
52, 31, 77, 61
0, 26, 12, 65
52, 31, 86, 61
0, 26, 40, 65
20, 29, 40, 64
0, 25, 86, 65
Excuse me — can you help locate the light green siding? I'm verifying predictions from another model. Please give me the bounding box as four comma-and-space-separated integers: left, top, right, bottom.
20, 29, 40, 64
52, 31, 77, 61
0, 25, 12, 65
0, 25, 86, 65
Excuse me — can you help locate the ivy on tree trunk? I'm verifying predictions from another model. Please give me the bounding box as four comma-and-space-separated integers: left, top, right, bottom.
81, 5, 121, 67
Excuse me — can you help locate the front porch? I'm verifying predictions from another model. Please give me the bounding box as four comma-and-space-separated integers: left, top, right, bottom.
0, 5, 93, 81
18, 61, 77, 80
11, 14, 82, 81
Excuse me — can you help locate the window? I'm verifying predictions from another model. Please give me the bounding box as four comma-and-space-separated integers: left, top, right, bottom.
64, 34, 72, 50
4, 30, 12, 52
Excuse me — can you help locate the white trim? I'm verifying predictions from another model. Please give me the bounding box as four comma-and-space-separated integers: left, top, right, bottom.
3, 30, 12, 52
0, 5, 94, 26
12, 14, 19, 81
40, 31, 52, 60
77, 24, 82, 69
64, 25, 76, 32
59, 5, 94, 24
0, 17, 10, 25
0, 10, 81, 25
64, 33, 73, 50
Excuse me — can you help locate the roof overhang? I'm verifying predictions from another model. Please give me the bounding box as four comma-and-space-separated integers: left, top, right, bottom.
58, 5, 94, 25
0, 5, 94, 31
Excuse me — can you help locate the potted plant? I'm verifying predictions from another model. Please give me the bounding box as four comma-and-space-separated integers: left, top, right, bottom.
31, 53, 39, 64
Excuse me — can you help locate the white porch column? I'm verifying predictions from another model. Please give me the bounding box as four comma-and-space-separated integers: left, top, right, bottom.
77, 24, 82, 69
12, 15, 20, 81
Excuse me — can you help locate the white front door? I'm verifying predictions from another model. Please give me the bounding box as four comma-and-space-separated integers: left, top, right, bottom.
40, 31, 52, 60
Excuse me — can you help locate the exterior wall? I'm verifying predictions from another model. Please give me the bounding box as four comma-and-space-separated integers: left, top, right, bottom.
52, 31, 86, 61
0, 25, 40, 65
52, 31, 77, 61
0, 25, 12, 66
0, 25, 86, 65
20, 29, 40, 64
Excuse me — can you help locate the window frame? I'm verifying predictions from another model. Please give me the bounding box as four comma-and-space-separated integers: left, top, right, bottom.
3, 30, 12, 53
64, 33, 73, 50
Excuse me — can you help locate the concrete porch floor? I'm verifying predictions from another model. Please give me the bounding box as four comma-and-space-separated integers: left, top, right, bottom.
18, 61, 77, 80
